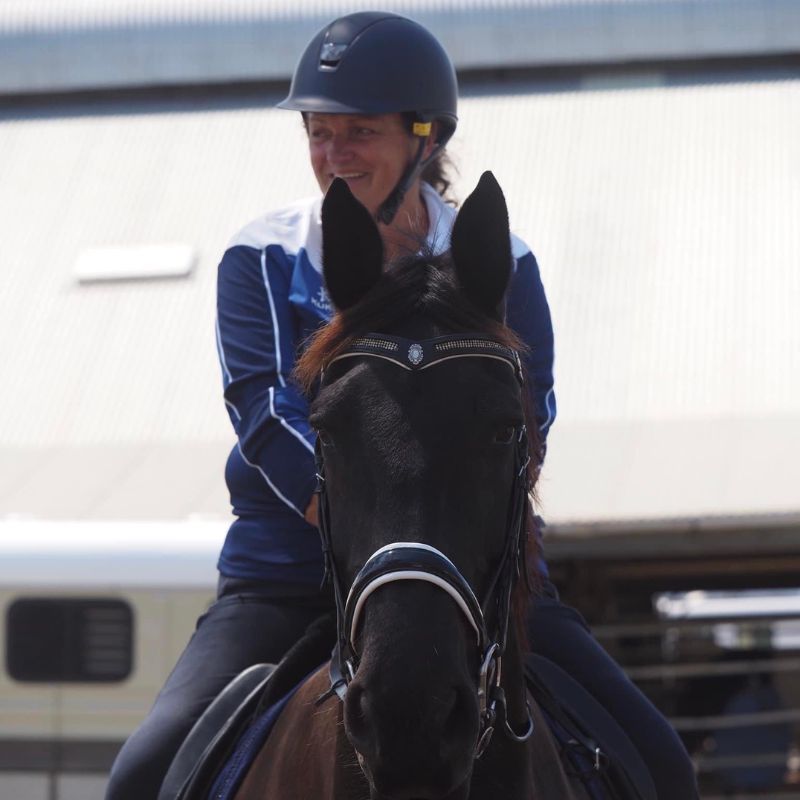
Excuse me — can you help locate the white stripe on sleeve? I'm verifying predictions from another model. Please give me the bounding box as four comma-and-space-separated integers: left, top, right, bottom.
268, 386, 315, 454
260, 248, 286, 388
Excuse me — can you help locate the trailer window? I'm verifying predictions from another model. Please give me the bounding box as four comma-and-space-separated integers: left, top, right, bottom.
6, 598, 133, 682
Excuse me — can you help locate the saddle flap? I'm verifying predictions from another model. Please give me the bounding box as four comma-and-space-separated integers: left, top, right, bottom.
525, 654, 658, 800
157, 663, 276, 800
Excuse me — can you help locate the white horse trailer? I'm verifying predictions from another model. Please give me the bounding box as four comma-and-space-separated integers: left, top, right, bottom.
0, 520, 224, 800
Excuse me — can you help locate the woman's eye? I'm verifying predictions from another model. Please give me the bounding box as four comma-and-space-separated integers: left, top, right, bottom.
493, 426, 516, 445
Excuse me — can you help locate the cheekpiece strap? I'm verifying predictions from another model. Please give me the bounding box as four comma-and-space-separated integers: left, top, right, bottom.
326, 333, 523, 382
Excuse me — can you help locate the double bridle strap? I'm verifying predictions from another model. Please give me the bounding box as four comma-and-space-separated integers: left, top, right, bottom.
315, 332, 533, 755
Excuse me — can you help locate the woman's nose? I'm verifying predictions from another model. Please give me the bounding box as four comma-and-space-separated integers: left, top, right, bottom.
326, 133, 354, 162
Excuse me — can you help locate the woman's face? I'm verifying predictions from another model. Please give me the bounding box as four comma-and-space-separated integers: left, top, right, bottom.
306, 112, 419, 217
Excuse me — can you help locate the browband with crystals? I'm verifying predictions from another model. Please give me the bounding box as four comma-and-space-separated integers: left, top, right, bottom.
324, 333, 523, 383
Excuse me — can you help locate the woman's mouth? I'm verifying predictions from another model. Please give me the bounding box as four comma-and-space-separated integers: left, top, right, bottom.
332, 172, 367, 184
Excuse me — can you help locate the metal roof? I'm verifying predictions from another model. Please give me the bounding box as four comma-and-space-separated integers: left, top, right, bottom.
2, 0, 799, 94
1, 67, 799, 532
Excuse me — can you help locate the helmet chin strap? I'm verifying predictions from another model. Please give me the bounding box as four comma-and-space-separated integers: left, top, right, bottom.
376, 125, 441, 226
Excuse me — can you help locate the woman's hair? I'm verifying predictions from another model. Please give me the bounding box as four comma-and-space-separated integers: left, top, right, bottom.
401, 112, 458, 204
421, 150, 458, 204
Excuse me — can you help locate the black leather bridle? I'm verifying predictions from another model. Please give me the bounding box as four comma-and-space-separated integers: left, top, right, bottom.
314, 332, 534, 757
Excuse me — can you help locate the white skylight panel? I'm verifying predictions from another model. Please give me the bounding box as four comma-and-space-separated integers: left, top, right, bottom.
73, 243, 196, 283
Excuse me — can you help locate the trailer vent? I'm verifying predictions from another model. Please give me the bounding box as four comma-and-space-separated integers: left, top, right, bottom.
6, 598, 133, 683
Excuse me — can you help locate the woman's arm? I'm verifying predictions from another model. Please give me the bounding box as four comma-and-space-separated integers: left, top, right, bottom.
216, 244, 317, 518
505, 250, 557, 445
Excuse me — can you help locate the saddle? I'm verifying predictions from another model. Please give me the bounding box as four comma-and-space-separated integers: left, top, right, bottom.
156, 662, 276, 800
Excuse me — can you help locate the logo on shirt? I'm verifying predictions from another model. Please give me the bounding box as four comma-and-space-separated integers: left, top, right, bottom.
311, 286, 333, 315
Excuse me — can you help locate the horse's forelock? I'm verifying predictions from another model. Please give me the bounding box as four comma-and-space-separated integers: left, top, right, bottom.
295, 253, 521, 392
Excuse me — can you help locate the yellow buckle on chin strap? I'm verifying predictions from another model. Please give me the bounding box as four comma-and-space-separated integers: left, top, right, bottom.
412, 121, 432, 137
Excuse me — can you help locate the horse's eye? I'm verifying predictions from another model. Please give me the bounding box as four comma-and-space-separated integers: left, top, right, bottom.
316, 428, 335, 448
493, 426, 516, 445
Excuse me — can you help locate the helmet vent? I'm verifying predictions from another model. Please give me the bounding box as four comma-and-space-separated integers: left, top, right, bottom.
319, 42, 347, 70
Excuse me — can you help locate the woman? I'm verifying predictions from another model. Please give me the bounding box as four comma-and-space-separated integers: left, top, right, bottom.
106, 11, 695, 799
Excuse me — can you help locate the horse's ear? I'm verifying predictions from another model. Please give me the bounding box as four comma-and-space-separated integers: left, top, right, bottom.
322, 178, 383, 311
450, 171, 512, 318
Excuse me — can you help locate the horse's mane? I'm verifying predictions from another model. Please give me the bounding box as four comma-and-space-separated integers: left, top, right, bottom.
295, 250, 544, 640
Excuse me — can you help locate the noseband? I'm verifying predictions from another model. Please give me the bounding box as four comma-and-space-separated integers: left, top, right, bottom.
315, 333, 534, 756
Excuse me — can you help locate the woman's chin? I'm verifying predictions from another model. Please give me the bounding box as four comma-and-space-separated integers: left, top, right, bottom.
347, 186, 377, 214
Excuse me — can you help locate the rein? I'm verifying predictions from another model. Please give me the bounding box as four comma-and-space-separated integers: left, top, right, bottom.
314, 332, 534, 757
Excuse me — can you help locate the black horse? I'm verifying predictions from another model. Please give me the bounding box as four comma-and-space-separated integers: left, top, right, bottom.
164, 173, 653, 800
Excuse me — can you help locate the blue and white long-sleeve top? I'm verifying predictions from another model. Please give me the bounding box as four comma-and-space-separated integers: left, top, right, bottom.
215, 183, 556, 585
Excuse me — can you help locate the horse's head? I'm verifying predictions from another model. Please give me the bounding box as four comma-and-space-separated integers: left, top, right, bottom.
297, 173, 539, 800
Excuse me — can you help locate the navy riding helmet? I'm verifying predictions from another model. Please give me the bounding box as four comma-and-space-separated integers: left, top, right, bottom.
278, 11, 459, 224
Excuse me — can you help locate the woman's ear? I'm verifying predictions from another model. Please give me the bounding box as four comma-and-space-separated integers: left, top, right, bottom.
321, 178, 384, 311
450, 171, 512, 319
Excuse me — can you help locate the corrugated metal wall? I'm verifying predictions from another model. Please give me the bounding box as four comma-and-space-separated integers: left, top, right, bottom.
1, 68, 799, 522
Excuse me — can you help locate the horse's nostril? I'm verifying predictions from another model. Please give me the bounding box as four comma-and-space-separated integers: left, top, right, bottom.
343, 683, 371, 747
440, 686, 478, 757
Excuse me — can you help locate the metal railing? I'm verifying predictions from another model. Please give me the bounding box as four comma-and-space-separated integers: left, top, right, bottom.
591, 608, 800, 794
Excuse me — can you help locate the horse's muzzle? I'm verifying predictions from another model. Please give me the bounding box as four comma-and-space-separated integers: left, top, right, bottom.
343, 586, 480, 800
